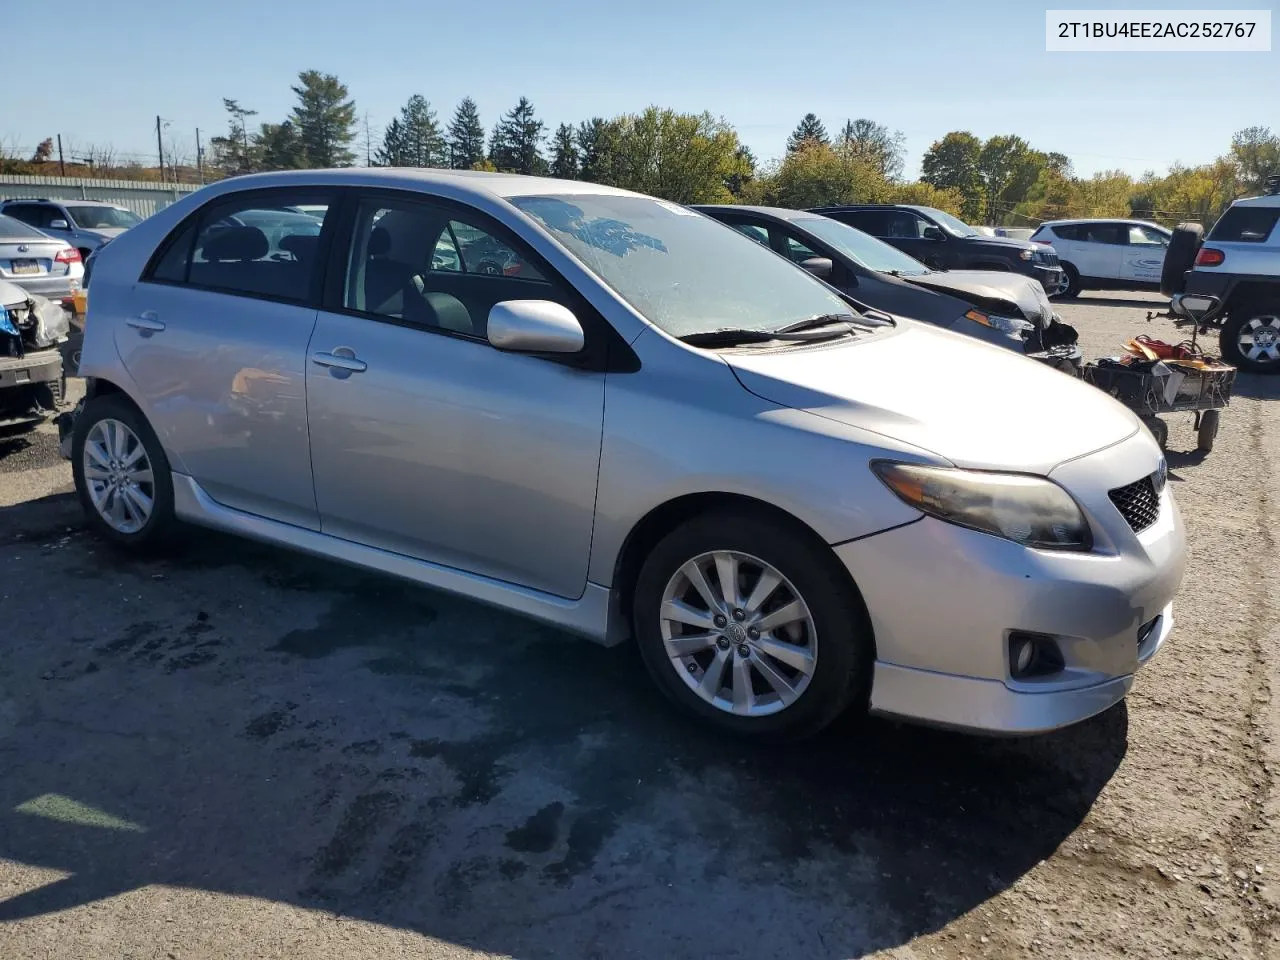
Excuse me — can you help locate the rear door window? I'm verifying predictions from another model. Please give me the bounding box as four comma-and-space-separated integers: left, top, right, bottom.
146, 191, 333, 303
1209, 206, 1280, 243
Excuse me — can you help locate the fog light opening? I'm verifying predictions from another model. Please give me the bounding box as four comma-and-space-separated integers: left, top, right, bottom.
1008, 632, 1065, 680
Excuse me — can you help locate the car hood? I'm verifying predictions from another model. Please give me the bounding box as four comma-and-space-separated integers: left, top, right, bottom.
725, 321, 1137, 473
82, 227, 129, 240
902, 270, 1054, 325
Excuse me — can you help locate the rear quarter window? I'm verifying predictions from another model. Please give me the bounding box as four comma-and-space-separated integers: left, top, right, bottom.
1208, 206, 1280, 243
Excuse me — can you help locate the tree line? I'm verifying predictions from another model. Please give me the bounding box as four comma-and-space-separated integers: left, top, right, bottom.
6, 70, 1278, 228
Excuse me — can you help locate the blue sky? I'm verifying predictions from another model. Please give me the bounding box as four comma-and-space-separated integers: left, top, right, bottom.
8, 0, 1278, 179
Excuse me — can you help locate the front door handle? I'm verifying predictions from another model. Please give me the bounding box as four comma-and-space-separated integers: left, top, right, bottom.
310, 349, 367, 373
126, 311, 166, 332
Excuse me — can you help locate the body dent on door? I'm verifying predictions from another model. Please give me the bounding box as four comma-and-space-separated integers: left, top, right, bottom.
112, 283, 321, 529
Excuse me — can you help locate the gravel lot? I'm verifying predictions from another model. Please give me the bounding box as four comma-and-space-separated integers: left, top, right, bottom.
1, 292, 1277, 959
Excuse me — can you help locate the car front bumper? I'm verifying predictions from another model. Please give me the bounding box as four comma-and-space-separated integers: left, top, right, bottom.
0, 349, 62, 391
835, 435, 1184, 734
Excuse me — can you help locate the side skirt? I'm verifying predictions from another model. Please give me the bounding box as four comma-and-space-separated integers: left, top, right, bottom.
171, 473, 618, 645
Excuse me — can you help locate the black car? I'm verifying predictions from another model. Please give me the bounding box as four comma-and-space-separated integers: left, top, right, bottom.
693, 205, 1079, 369
811, 204, 1065, 294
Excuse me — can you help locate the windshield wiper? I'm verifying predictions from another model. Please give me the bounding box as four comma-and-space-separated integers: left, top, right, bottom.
679, 320, 856, 348
773, 313, 858, 334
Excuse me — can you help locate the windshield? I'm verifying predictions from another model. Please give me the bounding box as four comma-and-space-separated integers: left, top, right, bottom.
67, 206, 142, 229
511, 194, 856, 337
795, 216, 930, 276
922, 207, 979, 237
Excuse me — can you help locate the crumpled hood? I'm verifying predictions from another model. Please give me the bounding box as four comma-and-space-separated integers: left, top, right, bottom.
726, 321, 1138, 473
903, 270, 1054, 325
0, 278, 29, 307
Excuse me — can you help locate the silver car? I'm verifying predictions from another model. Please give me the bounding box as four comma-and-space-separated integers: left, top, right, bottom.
0, 214, 83, 307
0, 198, 142, 260
64, 170, 1186, 739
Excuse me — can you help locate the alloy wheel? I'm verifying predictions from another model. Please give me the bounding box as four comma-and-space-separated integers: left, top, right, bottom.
83, 418, 155, 534
658, 550, 817, 717
1238, 315, 1280, 366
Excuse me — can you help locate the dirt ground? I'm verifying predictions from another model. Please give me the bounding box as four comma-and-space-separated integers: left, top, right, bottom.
0, 292, 1277, 960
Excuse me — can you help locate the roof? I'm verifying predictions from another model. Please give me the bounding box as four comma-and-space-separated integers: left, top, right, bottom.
691, 204, 825, 222
1232, 192, 1280, 208
1, 197, 126, 208
197, 168, 643, 202
1037, 218, 1167, 229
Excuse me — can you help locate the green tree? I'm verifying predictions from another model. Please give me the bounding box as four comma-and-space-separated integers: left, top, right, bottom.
726, 145, 756, 197
396, 95, 445, 167
550, 123, 579, 178
489, 97, 546, 174
786, 113, 829, 153
590, 108, 744, 203
375, 117, 407, 166
921, 131, 983, 220
576, 117, 619, 183
753, 141, 888, 209
256, 121, 306, 171
976, 135, 1039, 223
837, 119, 906, 181
1230, 126, 1280, 194
446, 97, 486, 169
290, 70, 357, 167
209, 98, 260, 175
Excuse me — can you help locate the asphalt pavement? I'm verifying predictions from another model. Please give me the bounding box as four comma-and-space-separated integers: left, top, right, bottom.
1, 294, 1277, 959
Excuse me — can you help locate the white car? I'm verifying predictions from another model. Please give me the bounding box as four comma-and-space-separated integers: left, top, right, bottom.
1030, 219, 1170, 298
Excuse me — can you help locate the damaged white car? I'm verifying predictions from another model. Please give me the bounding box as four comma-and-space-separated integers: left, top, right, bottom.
1, 278, 70, 431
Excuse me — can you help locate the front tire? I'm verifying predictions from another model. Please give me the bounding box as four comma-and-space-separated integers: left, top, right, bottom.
632, 510, 871, 741
1219, 304, 1280, 373
72, 394, 176, 548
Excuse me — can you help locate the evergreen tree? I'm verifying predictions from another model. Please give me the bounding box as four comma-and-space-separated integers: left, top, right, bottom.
786, 113, 829, 153
488, 97, 546, 175
550, 123, 579, 178
375, 117, 406, 166
290, 70, 357, 167
446, 97, 486, 169
209, 98, 259, 175
256, 121, 306, 170
398, 95, 445, 167
576, 117, 617, 183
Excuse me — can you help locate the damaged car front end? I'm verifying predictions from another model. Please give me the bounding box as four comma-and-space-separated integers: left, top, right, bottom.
1, 279, 69, 431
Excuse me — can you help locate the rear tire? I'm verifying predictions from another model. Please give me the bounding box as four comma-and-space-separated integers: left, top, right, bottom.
1219, 303, 1280, 373
72, 393, 176, 549
632, 509, 872, 741
1057, 263, 1082, 299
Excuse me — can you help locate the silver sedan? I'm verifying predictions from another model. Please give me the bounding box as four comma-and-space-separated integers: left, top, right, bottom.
63, 169, 1185, 740
0, 214, 83, 308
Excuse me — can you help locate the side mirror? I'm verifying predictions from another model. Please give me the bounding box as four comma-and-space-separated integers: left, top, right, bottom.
487, 300, 584, 354
799, 257, 833, 279
49, 219, 69, 230
921, 226, 945, 242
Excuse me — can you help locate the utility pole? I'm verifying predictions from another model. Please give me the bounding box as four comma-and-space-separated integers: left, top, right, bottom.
156, 115, 165, 184
364, 112, 373, 167
57, 134, 66, 176
196, 127, 205, 184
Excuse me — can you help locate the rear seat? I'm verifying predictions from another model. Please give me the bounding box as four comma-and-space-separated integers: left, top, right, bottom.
190, 225, 309, 300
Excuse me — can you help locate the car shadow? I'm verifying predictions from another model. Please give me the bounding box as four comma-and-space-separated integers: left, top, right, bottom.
1066, 295, 1165, 310
0, 505, 1129, 958
1233, 371, 1280, 400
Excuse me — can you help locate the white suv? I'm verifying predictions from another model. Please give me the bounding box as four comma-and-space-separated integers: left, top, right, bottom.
1030, 219, 1170, 299
1164, 178, 1280, 372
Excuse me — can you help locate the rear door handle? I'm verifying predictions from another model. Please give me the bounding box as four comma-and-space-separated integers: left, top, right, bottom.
126, 312, 165, 332
310, 349, 367, 373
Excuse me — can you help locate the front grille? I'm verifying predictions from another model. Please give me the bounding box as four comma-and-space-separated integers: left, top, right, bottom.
1035, 250, 1060, 266
1109, 476, 1160, 532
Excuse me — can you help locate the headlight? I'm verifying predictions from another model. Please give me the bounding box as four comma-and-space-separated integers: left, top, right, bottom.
1019, 248, 1034, 260
964, 309, 1031, 335
872, 462, 1093, 551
